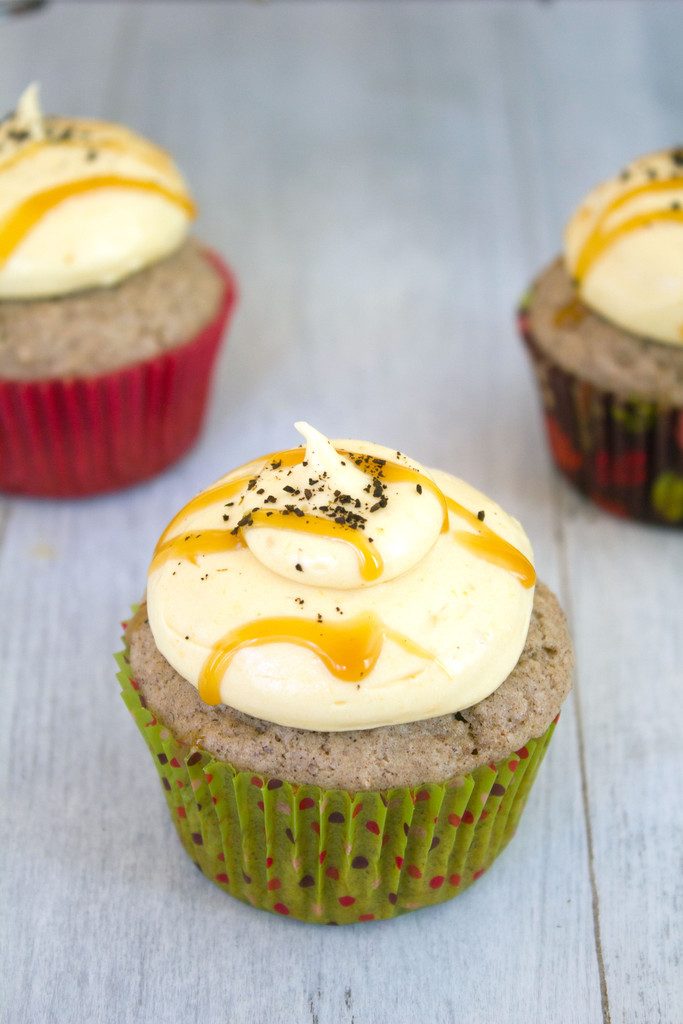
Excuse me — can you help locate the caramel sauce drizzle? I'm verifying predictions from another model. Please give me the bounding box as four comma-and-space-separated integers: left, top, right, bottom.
576, 178, 683, 281
0, 139, 44, 175
198, 612, 437, 704
152, 509, 384, 581
156, 447, 450, 548
151, 529, 243, 574
152, 447, 447, 582
0, 175, 196, 265
553, 296, 587, 329
445, 497, 536, 589
152, 446, 534, 588
156, 448, 304, 547
352, 456, 450, 532
256, 511, 383, 579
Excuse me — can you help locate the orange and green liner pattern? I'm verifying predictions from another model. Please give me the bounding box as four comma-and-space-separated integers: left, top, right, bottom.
518, 294, 683, 526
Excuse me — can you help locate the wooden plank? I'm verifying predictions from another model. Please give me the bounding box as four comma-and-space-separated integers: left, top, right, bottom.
514, 4, 683, 1021
560, 498, 683, 1024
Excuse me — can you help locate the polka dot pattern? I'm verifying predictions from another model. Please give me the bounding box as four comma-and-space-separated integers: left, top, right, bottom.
117, 638, 558, 926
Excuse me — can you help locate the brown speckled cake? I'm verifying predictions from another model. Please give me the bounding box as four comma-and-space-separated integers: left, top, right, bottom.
0, 239, 224, 380
126, 582, 571, 792
0, 85, 237, 496
117, 423, 573, 923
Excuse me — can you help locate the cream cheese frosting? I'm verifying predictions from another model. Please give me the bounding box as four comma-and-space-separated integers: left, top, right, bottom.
0, 84, 195, 299
564, 148, 683, 346
146, 424, 536, 732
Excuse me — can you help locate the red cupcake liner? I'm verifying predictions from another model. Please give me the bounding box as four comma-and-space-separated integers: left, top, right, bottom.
0, 250, 237, 498
518, 305, 683, 526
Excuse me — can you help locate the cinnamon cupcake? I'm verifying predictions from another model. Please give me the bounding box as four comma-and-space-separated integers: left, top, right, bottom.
117, 423, 573, 924
0, 85, 237, 496
519, 148, 683, 524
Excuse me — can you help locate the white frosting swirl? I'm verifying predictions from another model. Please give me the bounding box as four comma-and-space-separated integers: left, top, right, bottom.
0, 85, 195, 299
243, 422, 444, 588
564, 148, 683, 345
146, 425, 535, 732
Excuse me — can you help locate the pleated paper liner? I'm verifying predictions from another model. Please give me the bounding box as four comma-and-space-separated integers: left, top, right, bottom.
117, 642, 558, 925
0, 250, 238, 498
518, 298, 683, 526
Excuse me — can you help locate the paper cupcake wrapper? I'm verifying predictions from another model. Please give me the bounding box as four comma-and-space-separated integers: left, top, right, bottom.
116, 640, 558, 924
518, 300, 683, 526
0, 250, 237, 498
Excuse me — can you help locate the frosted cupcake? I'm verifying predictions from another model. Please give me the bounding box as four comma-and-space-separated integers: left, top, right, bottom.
118, 423, 572, 923
0, 85, 237, 496
519, 148, 683, 524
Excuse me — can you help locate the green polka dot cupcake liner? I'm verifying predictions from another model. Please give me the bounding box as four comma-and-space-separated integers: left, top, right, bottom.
518, 296, 683, 526
116, 643, 558, 924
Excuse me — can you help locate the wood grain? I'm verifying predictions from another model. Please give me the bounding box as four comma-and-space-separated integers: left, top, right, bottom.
0, 3, 680, 1023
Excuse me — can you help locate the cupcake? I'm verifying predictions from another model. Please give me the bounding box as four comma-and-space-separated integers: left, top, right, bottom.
117, 423, 573, 923
0, 85, 237, 497
519, 148, 683, 524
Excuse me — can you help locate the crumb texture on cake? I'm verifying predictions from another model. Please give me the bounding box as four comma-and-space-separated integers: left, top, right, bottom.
0, 240, 224, 380
126, 582, 573, 791
527, 258, 683, 403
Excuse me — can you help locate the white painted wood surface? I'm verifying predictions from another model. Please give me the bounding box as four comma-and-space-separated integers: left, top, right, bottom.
0, 3, 681, 1022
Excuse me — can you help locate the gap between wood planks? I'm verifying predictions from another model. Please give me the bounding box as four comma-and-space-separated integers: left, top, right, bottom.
0, 501, 13, 554
555, 485, 612, 1024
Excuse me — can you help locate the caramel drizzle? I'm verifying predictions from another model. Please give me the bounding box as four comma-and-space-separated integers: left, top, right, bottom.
152, 509, 383, 581
445, 497, 536, 589
156, 447, 449, 548
0, 175, 196, 265
156, 448, 304, 548
198, 612, 438, 704
553, 296, 587, 329
0, 139, 46, 175
353, 456, 450, 532
576, 178, 683, 280
152, 446, 534, 588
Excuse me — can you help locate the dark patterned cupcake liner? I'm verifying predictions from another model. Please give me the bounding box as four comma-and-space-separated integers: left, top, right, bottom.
116, 637, 559, 925
518, 299, 683, 525
0, 250, 238, 498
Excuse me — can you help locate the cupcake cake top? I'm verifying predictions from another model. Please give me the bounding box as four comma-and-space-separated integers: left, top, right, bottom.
564, 147, 683, 346
146, 423, 535, 732
0, 84, 195, 299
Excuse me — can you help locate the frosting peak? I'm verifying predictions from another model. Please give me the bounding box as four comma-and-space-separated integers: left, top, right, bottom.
0, 84, 195, 299
241, 421, 444, 589
564, 148, 683, 345
146, 426, 536, 732
14, 83, 45, 142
